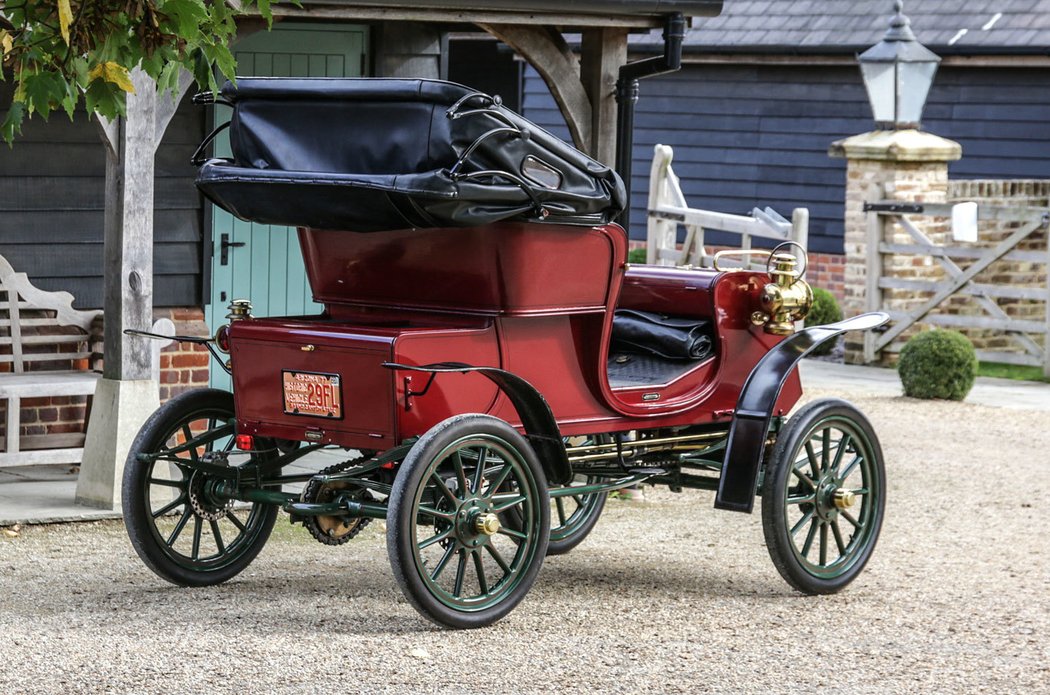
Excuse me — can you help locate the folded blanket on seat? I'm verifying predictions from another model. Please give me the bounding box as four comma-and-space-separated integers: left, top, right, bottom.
611, 310, 713, 361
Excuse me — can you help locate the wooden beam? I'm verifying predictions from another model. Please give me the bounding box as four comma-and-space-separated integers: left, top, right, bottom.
580, 27, 627, 164
154, 68, 195, 148
478, 23, 591, 151
270, 4, 660, 28
101, 68, 157, 381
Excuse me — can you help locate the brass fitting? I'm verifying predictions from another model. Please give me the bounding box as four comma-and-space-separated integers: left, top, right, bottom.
755, 253, 813, 336
833, 488, 856, 509
225, 299, 253, 321
474, 513, 501, 536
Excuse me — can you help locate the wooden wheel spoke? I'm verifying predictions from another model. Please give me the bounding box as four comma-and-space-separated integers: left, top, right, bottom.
417, 505, 455, 521
786, 492, 815, 506
485, 543, 511, 573
472, 550, 489, 594
791, 509, 815, 536
841, 455, 863, 480
430, 543, 457, 581
225, 510, 247, 532
804, 441, 820, 478
148, 477, 184, 489
166, 508, 192, 547
819, 522, 828, 565
820, 429, 831, 473
841, 510, 863, 530
431, 474, 460, 507
471, 447, 488, 494
452, 549, 468, 598
491, 494, 526, 513
831, 520, 848, 557
151, 494, 187, 519
209, 519, 225, 553
452, 451, 469, 499
487, 463, 514, 493
497, 526, 527, 541
831, 433, 851, 476
191, 516, 203, 561
419, 528, 452, 550
791, 465, 817, 489
801, 519, 819, 557
183, 425, 199, 462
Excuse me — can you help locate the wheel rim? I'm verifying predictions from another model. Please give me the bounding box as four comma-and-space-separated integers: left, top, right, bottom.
550, 475, 604, 543
782, 415, 880, 579
409, 434, 543, 612
140, 406, 270, 572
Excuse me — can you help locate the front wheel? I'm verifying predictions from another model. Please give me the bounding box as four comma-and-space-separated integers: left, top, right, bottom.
761, 398, 885, 594
387, 414, 550, 629
122, 389, 278, 587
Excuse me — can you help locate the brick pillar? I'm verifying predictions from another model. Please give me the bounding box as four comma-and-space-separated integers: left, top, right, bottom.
829, 129, 962, 364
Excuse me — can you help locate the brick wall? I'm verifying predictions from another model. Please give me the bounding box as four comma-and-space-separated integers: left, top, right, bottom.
0, 307, 212, 454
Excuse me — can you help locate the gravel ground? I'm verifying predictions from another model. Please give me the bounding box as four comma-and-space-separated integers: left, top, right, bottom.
1, 388, 1048, 694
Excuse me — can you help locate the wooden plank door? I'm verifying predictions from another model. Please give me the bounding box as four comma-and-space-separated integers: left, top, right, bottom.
205, 24, 369, 390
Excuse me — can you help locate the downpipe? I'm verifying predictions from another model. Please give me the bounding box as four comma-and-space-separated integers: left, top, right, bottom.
614, 12, 686, 228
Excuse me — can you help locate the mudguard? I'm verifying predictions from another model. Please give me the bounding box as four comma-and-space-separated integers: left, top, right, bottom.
382, 362, 571, 486
714, 312, 890, 513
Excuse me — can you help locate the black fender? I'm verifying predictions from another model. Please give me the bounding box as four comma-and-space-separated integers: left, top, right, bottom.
714, 312, 890, 513
382, 362, 571, 486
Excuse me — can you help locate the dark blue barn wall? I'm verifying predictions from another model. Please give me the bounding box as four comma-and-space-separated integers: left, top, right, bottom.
523, 63, 1050, 255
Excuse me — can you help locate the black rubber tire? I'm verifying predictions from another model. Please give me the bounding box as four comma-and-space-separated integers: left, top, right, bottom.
387, 414, 550, 629
545, 475, 607, 556
122, 388, 278, 587
761, 398, 886, 595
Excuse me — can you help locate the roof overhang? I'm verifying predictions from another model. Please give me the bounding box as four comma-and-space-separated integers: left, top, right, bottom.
271, 0, 723, 28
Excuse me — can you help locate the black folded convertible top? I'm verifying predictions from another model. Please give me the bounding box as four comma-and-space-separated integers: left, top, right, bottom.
195, 77, 627, 232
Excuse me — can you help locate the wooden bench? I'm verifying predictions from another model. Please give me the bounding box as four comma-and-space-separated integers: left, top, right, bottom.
0, 254, 103, 467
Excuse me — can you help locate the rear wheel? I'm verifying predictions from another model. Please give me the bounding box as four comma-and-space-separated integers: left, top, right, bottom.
122, 389, 278, 587
547, 473, 607, 555
387, 414, 549, 629
761, 398, 885, 594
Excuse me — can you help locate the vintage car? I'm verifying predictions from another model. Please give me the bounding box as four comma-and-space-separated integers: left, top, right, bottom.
122, 77, 889, 629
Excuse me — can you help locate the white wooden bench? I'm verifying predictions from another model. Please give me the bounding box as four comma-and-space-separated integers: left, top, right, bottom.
1, 254, 104, 467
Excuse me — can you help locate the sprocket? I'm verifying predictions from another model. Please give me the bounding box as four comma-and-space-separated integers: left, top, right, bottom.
301, 457, 373, 546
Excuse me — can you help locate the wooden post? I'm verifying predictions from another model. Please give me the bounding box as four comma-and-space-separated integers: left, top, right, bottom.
77, 68, 161, 509
864, 208, 882, 364
580, 27, 627, 164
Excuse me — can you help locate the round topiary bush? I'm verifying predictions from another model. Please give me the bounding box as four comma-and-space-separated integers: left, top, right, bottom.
898, 329, 977, 401
805, 287, 844, 356
627, 247, 648, 264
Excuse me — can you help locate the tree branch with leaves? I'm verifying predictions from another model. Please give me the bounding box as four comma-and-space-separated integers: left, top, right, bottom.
0, 0, 280, 142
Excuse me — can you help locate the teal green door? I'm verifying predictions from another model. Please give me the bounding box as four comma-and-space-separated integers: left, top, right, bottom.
206, 24, 369, 389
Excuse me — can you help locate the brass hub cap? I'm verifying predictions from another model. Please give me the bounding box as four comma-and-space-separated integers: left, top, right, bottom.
475, 512, 501, 536
833, 488, 856, 510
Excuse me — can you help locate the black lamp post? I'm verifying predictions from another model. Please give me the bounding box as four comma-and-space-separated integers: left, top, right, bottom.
858, 1, 941, 129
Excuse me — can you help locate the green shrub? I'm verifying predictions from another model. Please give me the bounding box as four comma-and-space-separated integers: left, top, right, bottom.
805, 287, 843, 356
898, 329, 977, 401
627, 247, 648, 264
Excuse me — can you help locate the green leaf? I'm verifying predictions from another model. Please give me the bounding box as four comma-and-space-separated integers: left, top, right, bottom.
84, 79, 125, 121
23, 72, 67, 120
161, 0, 209, 39
1, 102, 25, 144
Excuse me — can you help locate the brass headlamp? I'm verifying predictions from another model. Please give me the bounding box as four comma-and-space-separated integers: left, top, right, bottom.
713, 242, 813, 336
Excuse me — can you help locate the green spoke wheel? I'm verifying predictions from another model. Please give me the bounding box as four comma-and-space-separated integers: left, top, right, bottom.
387, 414, 550, 629
546, 473, 607, 555
122, 389, 278, 587
761, 398, 885, 594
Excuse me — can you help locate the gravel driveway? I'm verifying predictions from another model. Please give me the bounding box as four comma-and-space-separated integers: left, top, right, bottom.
2, 388, 1048, 694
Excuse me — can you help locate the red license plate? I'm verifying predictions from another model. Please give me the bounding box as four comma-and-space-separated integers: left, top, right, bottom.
282, 370, 343, 419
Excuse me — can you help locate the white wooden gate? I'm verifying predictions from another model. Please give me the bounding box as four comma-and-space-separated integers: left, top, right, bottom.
646, 144, 809, 267
863, 200, 1050, 376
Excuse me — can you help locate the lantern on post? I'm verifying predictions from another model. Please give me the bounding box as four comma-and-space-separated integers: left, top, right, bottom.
858, 1, 941, 129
